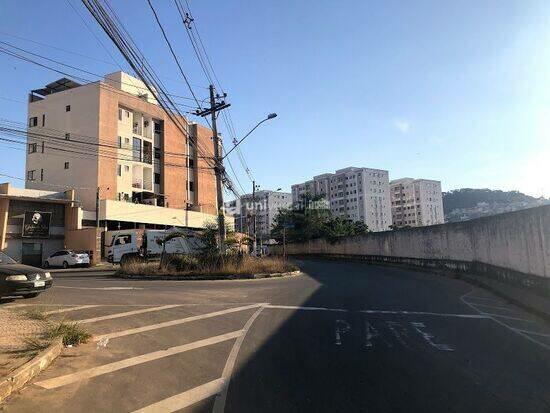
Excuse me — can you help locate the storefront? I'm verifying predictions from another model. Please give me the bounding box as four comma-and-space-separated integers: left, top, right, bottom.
0, 183, 81, 266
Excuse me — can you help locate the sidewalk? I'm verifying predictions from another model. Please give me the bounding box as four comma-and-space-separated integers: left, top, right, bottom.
461, 274, 550, 322
0, 309, 47, 377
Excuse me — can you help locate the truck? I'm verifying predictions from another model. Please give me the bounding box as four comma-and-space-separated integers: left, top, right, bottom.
105, 228, 203, 264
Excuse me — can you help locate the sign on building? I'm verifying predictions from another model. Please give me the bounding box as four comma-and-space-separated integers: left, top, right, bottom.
22, 211, 52, 238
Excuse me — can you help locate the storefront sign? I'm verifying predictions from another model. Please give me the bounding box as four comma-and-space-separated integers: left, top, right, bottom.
22, 211, 52, 238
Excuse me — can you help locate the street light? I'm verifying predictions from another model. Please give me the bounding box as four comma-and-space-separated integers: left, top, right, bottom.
222, 113, 277, 160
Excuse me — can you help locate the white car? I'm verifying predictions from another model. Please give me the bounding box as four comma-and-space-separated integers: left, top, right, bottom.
44, 250, 90, 269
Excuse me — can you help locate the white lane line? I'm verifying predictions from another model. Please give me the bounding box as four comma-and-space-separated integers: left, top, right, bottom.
464, 296, 504, 304
35, 330, 242, 390
93, 303, 265, 342
213, 305, 266, 413
359, 310, 489, 319
512, 329, 550, 338
55, 286, 143, 290
77, 305, 181, 324
132, 379, 225, 413
460, 291, 550, 350
266, 305, 348, 312
479, 313, 535, 322
466, 303, 519, 312
44, 305, 101, 315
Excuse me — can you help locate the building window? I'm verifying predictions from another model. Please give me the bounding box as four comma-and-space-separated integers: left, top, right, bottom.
65, 133, 70, 140
29, 117, 38, 127
40, 168, 44, 181
28, 143, 37, 153
42, 114, 45, 127
65, 105, 71, 112
27, 170, 35, 181
118, 136, 122, 148
188, 181, 195, 192
118, 108, 122, 121
132, 137, 141, 162
117, 165, 122, 176
154, 147, 161, 159
124, 165, 129, 172
154, 173, 161, 185
188, 158, 194, 168
41, 141, 45, 153
64, 162, 70, 170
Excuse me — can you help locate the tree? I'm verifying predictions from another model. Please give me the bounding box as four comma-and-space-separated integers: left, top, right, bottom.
271, 194, 369, 243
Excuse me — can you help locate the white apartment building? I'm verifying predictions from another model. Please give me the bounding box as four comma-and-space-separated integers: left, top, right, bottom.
234, 190, 292, 239
292, 167, 392, 232
390, 178, 444, 227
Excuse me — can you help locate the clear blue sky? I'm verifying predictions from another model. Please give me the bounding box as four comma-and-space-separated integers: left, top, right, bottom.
1, 0, 549, 199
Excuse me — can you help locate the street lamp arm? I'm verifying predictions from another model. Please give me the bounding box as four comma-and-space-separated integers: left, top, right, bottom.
221, 113, 277, 160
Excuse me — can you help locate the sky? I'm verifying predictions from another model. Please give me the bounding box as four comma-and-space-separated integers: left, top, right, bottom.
0, 0, 549, 199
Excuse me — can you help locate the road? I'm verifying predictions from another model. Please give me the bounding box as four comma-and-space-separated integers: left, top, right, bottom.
1, 258, 550, 412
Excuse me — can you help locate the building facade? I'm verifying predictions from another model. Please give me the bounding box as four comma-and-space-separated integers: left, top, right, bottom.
25, 71, 218, 230
292, 167, 392, 232
232, 190, 292, 239
390, 178, 444, 227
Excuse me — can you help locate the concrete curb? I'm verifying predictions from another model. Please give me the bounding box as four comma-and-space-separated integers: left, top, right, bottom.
0, 339, 63, 403
49, 266, 116, 273
113, 270, 301, 281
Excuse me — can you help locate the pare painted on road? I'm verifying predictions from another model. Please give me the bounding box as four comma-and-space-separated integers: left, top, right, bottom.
334, 318, 454, 352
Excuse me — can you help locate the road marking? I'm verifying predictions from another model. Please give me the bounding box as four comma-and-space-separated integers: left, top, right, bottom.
478, 313, 535, 322
133, 379, 223, 413
464, 296, 504, 304
512, 328, 550, 338
78, 305, 182, 324
467, 303, 518, 312
212, 305, 266, 413
35, 331, 242, 390
411, 322, 454, 351
266, 305, 348, 312
359, 310, 489, 319
55, 286, 144, 290
93, 303, 264, 341
335, 319, 351, 346
460, 290, 550, 350
44, 305, 101, 315
386, 321, 410, 348
132, 378, 225, 413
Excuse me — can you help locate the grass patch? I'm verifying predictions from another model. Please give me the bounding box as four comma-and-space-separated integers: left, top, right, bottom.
23, 307, 49, 321
119, 255, 298, 278
45, 321, 91, 346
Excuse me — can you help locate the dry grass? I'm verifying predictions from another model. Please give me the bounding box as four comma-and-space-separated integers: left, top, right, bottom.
119, 255, 298, 278
23, 307, 49, 321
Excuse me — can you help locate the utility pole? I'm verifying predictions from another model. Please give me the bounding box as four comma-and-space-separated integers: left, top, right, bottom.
196, 85, 230, 253
252, 180, 257, 255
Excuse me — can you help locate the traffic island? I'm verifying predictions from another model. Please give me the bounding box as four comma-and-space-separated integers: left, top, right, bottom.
114, 256, 300, 280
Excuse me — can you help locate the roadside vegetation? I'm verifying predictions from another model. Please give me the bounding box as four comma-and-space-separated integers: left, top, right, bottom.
120, 222, 297, 277
119, 254, 297, 278
10, 308, 91, 358
271, 194, 370, 243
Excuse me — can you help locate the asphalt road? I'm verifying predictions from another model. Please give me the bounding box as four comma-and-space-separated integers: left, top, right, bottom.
2, 258, 550, 413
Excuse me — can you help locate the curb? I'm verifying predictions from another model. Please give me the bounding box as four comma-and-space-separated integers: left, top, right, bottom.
49, 267, 116, 274
113, 270, 301, 281
0, 339, 63, 403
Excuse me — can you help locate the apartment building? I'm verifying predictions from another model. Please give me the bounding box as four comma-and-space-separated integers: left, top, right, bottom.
292, 167, 392, 232
390, 178, 444, 227
233, 190, 292, 239
25, 71, 218, 231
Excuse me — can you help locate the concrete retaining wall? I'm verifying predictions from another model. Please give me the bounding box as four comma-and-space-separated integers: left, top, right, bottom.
274, 205, 550, 291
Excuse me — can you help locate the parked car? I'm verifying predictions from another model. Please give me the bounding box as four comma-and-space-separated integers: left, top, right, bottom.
44, 250, 90, 269
0, 251, 53, 299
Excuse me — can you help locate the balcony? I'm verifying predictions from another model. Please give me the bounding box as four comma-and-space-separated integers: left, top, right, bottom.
132, 180, 142, 189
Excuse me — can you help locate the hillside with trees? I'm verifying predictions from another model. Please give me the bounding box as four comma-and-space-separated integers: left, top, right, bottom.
443, 189, 548, 222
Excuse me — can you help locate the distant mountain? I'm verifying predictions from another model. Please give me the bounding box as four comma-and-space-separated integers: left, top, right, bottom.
443, 189, 549, 222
